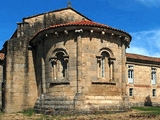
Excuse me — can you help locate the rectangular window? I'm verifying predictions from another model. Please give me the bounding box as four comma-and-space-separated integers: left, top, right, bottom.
152, 89, 156, 97
151, 68, 156, 84
128, 65, 134, 83
129, 88, 133, 96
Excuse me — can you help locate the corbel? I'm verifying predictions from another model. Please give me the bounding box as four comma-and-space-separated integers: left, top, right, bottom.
55, 32, 59, 37
124, 37, 129, 42
101, 31, 105, 36
45, 34, 48, 37
75, 29, 83, 33
90, 30, 94, 34
118, 35, 122, 40
64, 30, 68, 35
109, 33, 114, 39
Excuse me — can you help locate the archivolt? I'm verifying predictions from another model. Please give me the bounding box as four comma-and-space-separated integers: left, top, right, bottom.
98, 47, 114, 58
52, 48, 68, 56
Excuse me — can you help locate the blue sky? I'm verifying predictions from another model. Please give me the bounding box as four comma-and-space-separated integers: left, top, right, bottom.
0, 0, 160, 57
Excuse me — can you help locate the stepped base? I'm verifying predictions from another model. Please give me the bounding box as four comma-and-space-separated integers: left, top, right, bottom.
34, 94, 130, 115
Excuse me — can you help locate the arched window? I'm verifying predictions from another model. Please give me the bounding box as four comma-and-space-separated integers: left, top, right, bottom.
56, 52, 66, 79
49, 49, 69, 81
101, 52, 109, 78
96, 49, 115, 82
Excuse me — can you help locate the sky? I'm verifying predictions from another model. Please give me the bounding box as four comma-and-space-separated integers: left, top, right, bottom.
0, 0, 160, 57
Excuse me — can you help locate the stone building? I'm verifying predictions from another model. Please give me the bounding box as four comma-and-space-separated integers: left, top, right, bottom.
126, 53, 160, 107
0, 6, 159, 114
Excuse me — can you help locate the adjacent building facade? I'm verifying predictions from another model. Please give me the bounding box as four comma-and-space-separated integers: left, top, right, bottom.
0, 7, 159, 114
126, 53, 160, 107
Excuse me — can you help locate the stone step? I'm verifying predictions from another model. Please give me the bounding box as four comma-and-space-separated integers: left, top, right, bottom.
85, 99, 120, 105
43, 105, 74, 109
85, 96, 122, 100
44, 100, 74, 105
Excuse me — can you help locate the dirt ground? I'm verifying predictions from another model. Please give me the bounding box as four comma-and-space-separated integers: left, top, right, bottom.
0, 110, 159, 120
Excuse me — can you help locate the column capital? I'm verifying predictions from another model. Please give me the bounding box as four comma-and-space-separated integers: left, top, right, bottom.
49, 57, 57, 63
96, 55, 102, 62
63, 55, 69, 61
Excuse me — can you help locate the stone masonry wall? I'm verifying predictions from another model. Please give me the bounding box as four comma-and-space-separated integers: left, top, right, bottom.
4, 37, 37, 113
23, 8, 89, 39
3, 8, 89, 113
33, 28, 129, 114
3, 7, 131, 113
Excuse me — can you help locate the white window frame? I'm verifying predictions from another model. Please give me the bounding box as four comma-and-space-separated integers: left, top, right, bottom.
151, 68, 156, 85
128, 65, 134, 84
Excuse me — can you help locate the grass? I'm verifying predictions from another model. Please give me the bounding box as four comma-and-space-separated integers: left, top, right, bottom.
20, 108, 35, 116
132, 106, 160, 115
19, 108, 58, 119
18, 107, 160, 117
0, 111, 4, 115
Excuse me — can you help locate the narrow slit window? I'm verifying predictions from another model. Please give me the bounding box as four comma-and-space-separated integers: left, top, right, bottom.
152, 89, 156, 97
129, 88, 133, 96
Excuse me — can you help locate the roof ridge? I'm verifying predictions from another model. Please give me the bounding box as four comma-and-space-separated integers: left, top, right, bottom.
126, 53, 160, 59
126, 53, 160, 63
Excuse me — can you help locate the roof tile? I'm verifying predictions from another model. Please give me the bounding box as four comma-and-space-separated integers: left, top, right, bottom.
30, 20, 131, 41
126, 53, 160, 63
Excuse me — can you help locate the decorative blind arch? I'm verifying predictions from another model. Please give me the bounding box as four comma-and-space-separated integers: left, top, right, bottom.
49, 48, 69, 82
96, 48, 115, 82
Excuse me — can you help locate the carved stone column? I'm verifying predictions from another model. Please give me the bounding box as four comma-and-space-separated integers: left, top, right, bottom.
49, 57, 57, 80
96, 55, 102, 78
63, 55, 69, 80
109, 60, 114, 82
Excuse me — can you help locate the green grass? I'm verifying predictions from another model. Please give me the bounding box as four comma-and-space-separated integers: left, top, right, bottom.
20, 108, 35, 116
132, 106, 160, 115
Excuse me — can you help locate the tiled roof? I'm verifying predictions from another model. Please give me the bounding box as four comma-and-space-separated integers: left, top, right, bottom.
30, 20, 131, 41
49, 20, 110, 28
0, 53, 4, 60
126, 53, 160, 63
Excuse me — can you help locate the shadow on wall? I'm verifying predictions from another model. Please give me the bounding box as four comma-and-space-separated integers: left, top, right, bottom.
144, 95, 152, 106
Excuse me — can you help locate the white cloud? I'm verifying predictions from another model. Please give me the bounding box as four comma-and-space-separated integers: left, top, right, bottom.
135, 0, 160, 7
126, 28, 160, 57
